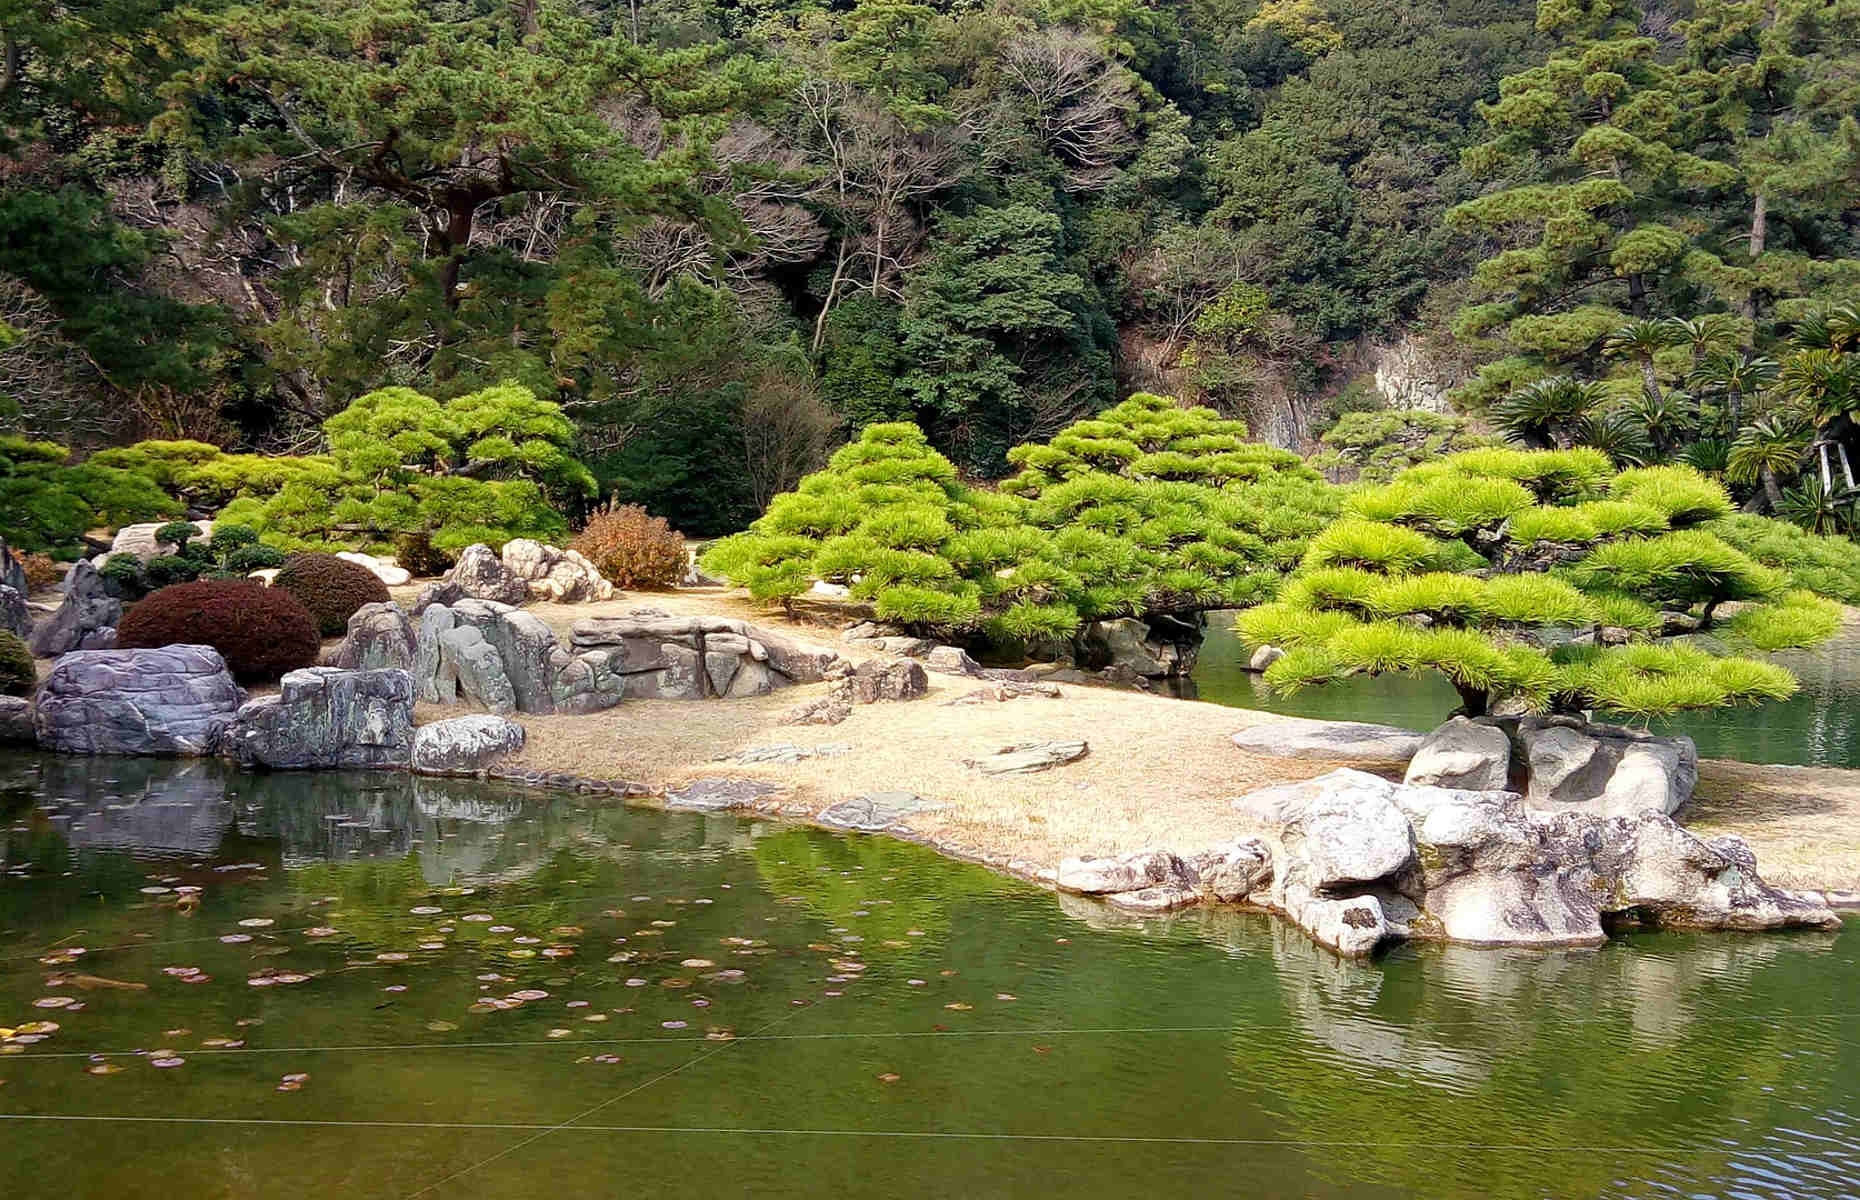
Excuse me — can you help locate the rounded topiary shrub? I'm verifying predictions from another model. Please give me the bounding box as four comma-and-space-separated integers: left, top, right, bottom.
272, 551, 390, 636
0, 630, 34, 695
225, 543, 286, 573
571, 501, 686, 589
117, 580, 320, 682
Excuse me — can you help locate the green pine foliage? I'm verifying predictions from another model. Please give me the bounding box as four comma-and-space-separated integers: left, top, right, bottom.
1236, 448, 1840, 719
702, 395, 1339, 640
0, 435, 179, 555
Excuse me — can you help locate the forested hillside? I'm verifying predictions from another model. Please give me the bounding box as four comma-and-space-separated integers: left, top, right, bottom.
1, 0, 1856, 536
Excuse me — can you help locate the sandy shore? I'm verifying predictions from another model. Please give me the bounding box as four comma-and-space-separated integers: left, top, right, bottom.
394, 584, 1860, 897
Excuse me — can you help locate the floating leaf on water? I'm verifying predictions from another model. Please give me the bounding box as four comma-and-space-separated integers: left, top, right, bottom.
476, 973, 510, 983
996, 994, 1017, 1002
907, 930, 925, 937
489, 926, 515, 934
237, 918, 274, 928
823, 990, 843, 998
467, 1003, 495, 1014
175, 886, 201, 896
150, 1057, 185, 1068
624, 978, 647, 987
661, 978, 690, 989
304, 928, 338, 938
944, 1002, 972, 1011
939, 970, 957, 977
419, 942, 446, 951
18, 1022, 58, 1036
511, 989, 549, 1002
549, 926, 584, 936
906, 979, 926, 987
690, 998, 711, 1008
426, 1021, 458, 1033
546, 1029, 573, 1039
220, 935, 252, 944
180, 973, 212, 984
882, 940, 909, 949
383, 985, 407, 993
86, 1063, 125, 1075
39, 954, 76, 966
236, 1018, 264, 1027
247, 977, 275, 988
661, 1021, 687, 1030
32, 997, 75, 1009
680, 959, 715, 969
1032, 1045, 1051, 1054
877, 1073, 900, 1084
276, 1081, 301, 1092
376, 952, 410, 963
162, 966, 202, 978
140, 886, 172, 895
507, 949, 536, 959
650, 920, 676, 928
594, 1053, 623, 1063
201, 1038, 242, 1048
462, 914, 493, 923
540, 947, 573, 958
281, 1073, 309, 1083
409, 906, 443, 916
583, 1014, 607, 1022
1055, 938, 1070, 945
273, 973, 309, 985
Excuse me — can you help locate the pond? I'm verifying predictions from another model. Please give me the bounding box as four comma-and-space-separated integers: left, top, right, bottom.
1191, 620, 1860, 769
1, 753, 1855, 1198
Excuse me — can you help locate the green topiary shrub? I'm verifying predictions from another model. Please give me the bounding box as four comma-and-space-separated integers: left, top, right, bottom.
1236, 447, 1842, 721
144, 553, 201, 589
118, 580, 321, 683
208, 523, 260, 556
0, 630, 34, 695
571, 501, 686, 589
271, 551, 391, 636
154, 521, 203, 551
225, 543, 286, 573
99, 553, 147, 598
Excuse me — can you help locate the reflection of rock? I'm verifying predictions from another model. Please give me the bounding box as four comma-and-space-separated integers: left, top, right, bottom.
29, 756, 236, 857
1233, 768, 1838, 956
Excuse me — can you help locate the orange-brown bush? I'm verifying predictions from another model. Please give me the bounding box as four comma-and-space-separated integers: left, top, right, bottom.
118, 580, 320, 682
570, 501, 686, 590
20, 553, 62, 591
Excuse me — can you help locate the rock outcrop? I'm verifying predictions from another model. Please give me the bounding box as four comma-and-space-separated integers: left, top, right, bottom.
334, 602, 419, 671
443, 543, 529, 606
33, 646, 244, 755
0, 695, 35, 745
1230, 718, 1425, 764
0, 537, 26, 597
415, 599, 557, 713
219, 667, 415, 770
412, 714, 526, 775
1404, 716, 1511, 791
1078, 617, 1197, 678
500, 539, 614, 603
1055, 840, 1272, 913
1232, 768, 1836, 956
0, 583, 29, 639
965, 740, 1089, 775
28, 560, 120, 657
1518, 716, 1697, 817
336, 551, 412, 586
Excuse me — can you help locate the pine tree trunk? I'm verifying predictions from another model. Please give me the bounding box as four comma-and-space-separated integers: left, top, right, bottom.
1761, 464, 1784, 509
1744, 191, 1767, 320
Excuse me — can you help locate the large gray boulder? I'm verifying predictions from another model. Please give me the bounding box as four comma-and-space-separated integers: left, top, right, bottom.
219, 667, 415, 770
1404, 716, 1511, 791
1077, 617, 1198, 678
28, 560, 121, 657
1233, 768, 1836, 956
0, 583, 29, 639
842, 657, 928, 704
1057, 849, 1187, 895
438, 624, 517, 713
100, 520, 215, 565
0, 695, 35, 745
444, 543, 529, 606
0, 537, 26, 597
1519, 716, 1697, 816
414, 599, 558, 713
412, 714, 526, 775
33, 645, 243, 755
334, 602, 419, 672
1230, 718, 1425, 764
500, 539, 613, 603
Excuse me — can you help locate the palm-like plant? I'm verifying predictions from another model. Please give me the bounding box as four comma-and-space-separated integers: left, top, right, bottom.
1662, 313, 1741, 359
1574, 411, 1654, 467
1602, 319, 1677, 401
1727, 412, 1811, 509
1689, 352, 1778, 436
1789, 303, 1860, 354
1778, 348, 1860, 426
1777, 476, 1859, 536
1492, 377, 1607, 449
1619, 387, 1695, 456
1678, 438, 1731, 473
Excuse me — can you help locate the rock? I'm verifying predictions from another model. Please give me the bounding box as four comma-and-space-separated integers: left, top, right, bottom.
1230, 768, 1837, 955
438, 625, 516, 714
0, 695, 35, 745
218, 667, 415, 770
334, 602, 418, 672
466, 601, 558, 713
249, 568, 280, 585
942, 681, 1063, 705
858, 635, 934, 657
411, 579, 465, 617
1247, 644, 1285, 672
33, 646, 243, 755
0, 537, 25, 597
0, 583, 31, 639
1105, 884, 1200, 914
842, 657, 928, 704
1186, 839, 1274, 902
725, 743, 850, 765
965, 740, 1089, 775
412, 714, 526, 775
1079, 618, 1166, 676
807, 580, 850, 600
1519, 716, 1696, 816
664, 777, 782, 813
444, 543, 528, 606
570, 614, 848, 685
103, 520, 216, 564
1057, 849, 1186, 895
336, 551, 412, 587
28, 560, 121, 658
924, 645, 984, 676
1404, 716, 1511, 791
816, 791, 941, 832
783, 695, 851, 726
725, 658, 776, 697
500, 539, 614, 603
1229, 718, 1424, 764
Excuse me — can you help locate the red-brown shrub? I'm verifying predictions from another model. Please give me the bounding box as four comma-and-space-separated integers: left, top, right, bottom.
273, 551, 390, 636
118, 580, 321, 682
570, 501, 686, 589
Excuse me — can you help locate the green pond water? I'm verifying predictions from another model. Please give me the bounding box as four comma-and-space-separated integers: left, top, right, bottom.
1, 752, 1856, 1199
1192, 621, 1860, 768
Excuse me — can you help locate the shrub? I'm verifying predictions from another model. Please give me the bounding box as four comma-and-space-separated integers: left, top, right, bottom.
225, 543, 286, 573
99, 553, 147, 598
393, 530, 455, 578
155, 521, 202, 551
144, 554, 201, 589
19, 552, 62, 591
209, 524, 260, 556
0, 630, 33, 695
272, 551, 391, 636
571, 501, 687, 589
117, 580, 320, 682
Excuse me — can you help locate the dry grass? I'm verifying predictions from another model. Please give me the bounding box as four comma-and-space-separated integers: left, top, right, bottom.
1682, 761, 1860, 892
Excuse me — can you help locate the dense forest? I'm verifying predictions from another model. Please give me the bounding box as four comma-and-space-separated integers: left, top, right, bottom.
0, 0, 1857, 540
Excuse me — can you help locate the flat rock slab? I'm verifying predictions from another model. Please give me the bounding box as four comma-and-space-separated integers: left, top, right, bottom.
1230, 719, 1424, 763
664, 777, 785, 813
816, 791, 942, 832
965, 740, 1089, 775
722, 743, 852, 765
